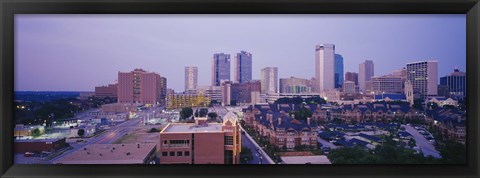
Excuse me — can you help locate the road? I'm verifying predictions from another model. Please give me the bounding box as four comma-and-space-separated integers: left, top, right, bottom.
403, 125, 441, 158
50, 118, 142, 163
241, 132, 268, 164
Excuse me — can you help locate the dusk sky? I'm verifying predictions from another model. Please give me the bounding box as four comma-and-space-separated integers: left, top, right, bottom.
15, 14, 466, 92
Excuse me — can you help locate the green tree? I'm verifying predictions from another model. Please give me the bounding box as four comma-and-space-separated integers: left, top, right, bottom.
289, 104, 312, 121
440, 141, 466, 164
32, 128, 41, 137
408, 138, 416, 148
180, 107, 194, 120
77, 129, 85, 137
413, 99, 425, 111
207, 112, 218, 120
240, 147, 253, 164
196, 108, 208, 117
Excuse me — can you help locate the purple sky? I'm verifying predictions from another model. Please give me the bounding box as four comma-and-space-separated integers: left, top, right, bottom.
15, 14, 466, 92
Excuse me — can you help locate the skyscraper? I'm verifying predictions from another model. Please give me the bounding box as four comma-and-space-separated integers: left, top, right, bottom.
212, 53, 231, 86
406, 60, 438, 99
234, 51, 252, 83
345, 72, 359, 85
440, 68, 466, 99
118, 68, 162, 105
261, 67, 278, 94
359, 60, 374, 93
315, 44, 335, 92
184, 66, 198, 92
334, 54, 344, 89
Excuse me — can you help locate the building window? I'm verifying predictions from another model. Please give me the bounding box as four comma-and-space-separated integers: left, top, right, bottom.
162, 140, 168, 147
162, 152, 168, 156
169, 140, 190, 147
177, 151, 183, 156
185, 151, 190, 156
169, 152, 175, 156
224, 136, 233, 145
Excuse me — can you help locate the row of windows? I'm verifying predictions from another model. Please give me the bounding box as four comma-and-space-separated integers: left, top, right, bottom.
224, 136, 233, 145
162, 151, 190, 157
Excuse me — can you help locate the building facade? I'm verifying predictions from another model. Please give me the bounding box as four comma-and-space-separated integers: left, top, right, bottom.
166, 94, 210, 109
406, 60, 438, 99
95, 83, 118, 99
359, 60, 374, 93
231, 80, 261, 104
118, 69, 163, 105
234, 51, 253, 83
345, 72, 359, 85
343, 80, 356, 94
261, 67, 278, 94
185, 66, 198, 92
371, 75, 404, 94
440, 68, 466, 99
159, 113, 241, 164
279, 76, 312, 93
243, 103, 319, 150
212, 53, 231, 86
315, 44, 335, 92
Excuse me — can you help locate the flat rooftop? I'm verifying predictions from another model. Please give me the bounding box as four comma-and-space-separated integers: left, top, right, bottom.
281, 156, 331, 164
161, 123, 223, 133
54, 143, 156, 164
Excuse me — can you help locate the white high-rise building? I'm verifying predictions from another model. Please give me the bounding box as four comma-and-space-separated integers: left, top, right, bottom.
184, 66, 198, 92
406, 60, 438, 99
405, 80, 414, 106
359, 60, 374, 93
261, 67, 278, 94
315, 44, 335, 92
212, 53, 231, 86
234, 51, 253, 83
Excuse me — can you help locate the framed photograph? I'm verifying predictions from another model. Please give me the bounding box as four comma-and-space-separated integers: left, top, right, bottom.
1, 0, 479, 177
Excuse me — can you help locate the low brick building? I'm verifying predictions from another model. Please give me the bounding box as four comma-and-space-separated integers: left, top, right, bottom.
159, 112, 241, 164
14, 138, 66, 153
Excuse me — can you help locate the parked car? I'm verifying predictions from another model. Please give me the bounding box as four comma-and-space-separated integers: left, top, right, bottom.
24, 152, 34, 157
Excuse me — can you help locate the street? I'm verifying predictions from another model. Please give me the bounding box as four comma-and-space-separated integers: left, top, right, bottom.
403, 125, 441, 158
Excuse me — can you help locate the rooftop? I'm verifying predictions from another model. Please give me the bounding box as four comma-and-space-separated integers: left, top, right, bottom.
54, 143, 156, 164
161, 123, 223, 133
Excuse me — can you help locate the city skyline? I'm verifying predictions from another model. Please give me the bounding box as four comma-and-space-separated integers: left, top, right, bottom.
15, 14, 466, 91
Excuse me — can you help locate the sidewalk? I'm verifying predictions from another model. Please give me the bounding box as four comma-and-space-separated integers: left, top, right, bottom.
240, 126, 275, 164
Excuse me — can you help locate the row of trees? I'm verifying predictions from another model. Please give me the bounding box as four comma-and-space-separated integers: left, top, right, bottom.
328, 137, 466, 164
179, 107, 218, 121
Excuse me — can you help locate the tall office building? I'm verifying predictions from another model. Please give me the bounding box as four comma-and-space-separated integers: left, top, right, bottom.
359, 60, 374, 93
212, 53, 231, 86
261, 67, 278, 94
160, 77, 167, 105
118, 68, 162, 105
234, 51, 252, 83
185, 66, 198, 92
315, 44, 335, 92
440, 68, 466, 99
406, 60, 438, 99
334, 54, 344, 89
345, 72, 359, 85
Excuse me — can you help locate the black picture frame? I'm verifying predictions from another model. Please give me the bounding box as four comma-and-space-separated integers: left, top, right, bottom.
1, 0, 479, 177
